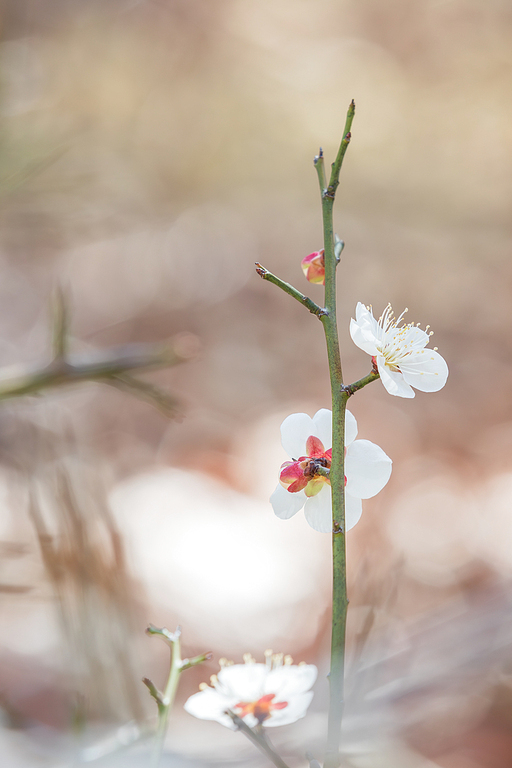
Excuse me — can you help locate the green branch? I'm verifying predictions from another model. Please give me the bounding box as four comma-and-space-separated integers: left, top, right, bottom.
255, 263, 325, 318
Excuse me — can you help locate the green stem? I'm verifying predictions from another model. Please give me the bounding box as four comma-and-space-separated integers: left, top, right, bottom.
228, 712, 291, 768
317, 101, 355, 768
255, 263, 325, 318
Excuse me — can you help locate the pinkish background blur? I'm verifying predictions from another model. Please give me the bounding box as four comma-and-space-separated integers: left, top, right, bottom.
0, 1, 511, 766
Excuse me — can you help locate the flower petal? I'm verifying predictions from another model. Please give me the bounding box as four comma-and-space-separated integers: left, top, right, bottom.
304, 478, 327, 497
303, 486, 332, 532
345, 439, 392, 499
350, 319, 379, 356
350, 303, 379, 355
270, 484, 306, 519
345, 493, 363, 531
265, 692, 314, 727
376, 355, 415, 398
345, 409, 358, 446
312, 409, 332, 449
217, 663, 268, 701
400, 349, 449, 392
265, 664, 317, 698
279, 461, 305, 485
184, 688, 238, 729
280, 413, 315, 458
306, 435, 325, 458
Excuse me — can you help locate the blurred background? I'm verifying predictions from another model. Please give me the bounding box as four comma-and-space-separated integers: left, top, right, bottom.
0, 0, 511, 766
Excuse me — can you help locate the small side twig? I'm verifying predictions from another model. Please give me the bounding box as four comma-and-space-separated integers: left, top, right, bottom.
106, 374, 182, 418
255, 263, 326, 318
314, 147, 327, 194
342, 369, 380, 397
326, 99, 355, 199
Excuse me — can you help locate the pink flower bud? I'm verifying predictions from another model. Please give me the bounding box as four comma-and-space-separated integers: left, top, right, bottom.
301, 249, 325, 285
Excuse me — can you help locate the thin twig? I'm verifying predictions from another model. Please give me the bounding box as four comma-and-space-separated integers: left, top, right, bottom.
255, 263, 325, 317
342, 369, 380, 397
106, 374, 181, 418
314, 147, 327, 194
326, 100, 355, 198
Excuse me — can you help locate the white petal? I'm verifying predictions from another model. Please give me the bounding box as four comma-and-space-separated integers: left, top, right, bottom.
303, 486, 332, 532
217, 663, 268, 701
184, 689, 238, 729
264, 692, 314, 727
312, 409, 332, 449
400, 349, 448, 392
345, 494, 363, 531
345, 439, 392, 499
355, 302, 378, 334
280, 413, 315, 458
376, 355, 415, 398
270, 484, 306, 519
264, 664, 317, 698
350, 317, 378, 356
345, 409, 358, 446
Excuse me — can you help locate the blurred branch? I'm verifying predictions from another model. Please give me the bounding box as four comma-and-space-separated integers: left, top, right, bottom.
52, 286, 70, 360
0, 289, 197, 415
145, 625, 211, 768
106, 373, 181, 418
227, 711, 291, 768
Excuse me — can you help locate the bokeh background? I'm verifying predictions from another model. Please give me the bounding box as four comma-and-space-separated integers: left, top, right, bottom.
0, 1, 511, 766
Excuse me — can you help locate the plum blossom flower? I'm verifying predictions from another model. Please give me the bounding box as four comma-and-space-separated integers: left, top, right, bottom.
184, 651, 317, 729
350, 302, 448, 399
270, 409, 392, 533
301, 249, 325, 284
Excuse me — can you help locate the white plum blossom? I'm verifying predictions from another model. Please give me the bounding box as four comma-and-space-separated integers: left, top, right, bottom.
184, 651, 317, 729
270, 408, 392, 533
350, 302, 448, 398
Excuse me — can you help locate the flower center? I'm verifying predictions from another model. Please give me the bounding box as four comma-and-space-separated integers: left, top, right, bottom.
234, 693, 288, 724
279, 435, 340, 497
375, 303, 432, 368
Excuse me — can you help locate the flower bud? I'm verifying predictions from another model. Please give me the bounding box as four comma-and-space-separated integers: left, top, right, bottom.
301, 249, 325, 285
